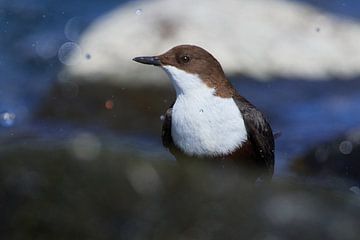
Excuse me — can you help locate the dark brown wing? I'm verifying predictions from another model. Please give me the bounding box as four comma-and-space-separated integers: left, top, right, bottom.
233, 95, 275, 178
161, 103, 174, 148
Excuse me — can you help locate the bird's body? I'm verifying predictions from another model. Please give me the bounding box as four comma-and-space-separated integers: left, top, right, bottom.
164, 66, 247, 157
134, 45, 274, 180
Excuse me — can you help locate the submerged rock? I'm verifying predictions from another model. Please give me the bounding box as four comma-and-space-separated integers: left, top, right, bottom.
66, 0, 360, 86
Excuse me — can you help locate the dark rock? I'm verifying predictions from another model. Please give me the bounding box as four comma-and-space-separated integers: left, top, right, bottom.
291, 128, 360, 183
34, 80, 175, 134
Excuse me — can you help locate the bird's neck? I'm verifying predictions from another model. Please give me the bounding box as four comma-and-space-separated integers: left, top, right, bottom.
163, 65, 236, 98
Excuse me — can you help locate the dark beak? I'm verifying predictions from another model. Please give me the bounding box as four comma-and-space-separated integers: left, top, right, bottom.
132, 56, 161, 66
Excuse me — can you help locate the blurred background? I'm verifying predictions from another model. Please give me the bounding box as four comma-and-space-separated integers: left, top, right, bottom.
1, 0, 360, 239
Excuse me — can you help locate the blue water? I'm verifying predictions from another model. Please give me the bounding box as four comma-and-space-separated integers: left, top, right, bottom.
1, 0, 359, 122
234, 78, 360, 173
0, 0, 128, 122
292, 0, 360, 20
1, 0, 360, 175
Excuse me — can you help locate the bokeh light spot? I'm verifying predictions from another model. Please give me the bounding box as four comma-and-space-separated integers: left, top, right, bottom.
58, 42, 82, 65
105, 100, 114, 110
0, 111, 16, 127
339, 140, 353, 155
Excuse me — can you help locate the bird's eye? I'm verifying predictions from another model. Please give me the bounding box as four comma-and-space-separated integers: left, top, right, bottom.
181, 55, 190, 63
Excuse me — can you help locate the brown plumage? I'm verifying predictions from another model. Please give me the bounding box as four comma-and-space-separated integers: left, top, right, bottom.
134, 45, 275, 181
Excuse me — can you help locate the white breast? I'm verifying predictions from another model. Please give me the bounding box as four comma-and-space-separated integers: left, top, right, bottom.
163, 66, 247, 157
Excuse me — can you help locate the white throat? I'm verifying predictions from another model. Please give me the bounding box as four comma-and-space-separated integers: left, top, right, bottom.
162, 65, 247, 157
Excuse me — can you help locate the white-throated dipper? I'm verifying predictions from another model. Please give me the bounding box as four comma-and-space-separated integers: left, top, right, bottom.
133, 45, 274, 180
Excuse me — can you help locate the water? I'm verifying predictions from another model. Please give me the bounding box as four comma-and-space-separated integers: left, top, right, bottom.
1, 0, 360, 238
1, 0, 359, 172
233, 78, 360, 172
1, 0, 359, 124
292, 0, 360, 20
0, 0, 128, 124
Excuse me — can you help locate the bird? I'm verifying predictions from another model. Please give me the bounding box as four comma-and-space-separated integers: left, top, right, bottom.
133, 45, 274, 181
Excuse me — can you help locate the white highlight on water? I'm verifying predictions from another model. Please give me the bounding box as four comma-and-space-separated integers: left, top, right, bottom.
135, 9, 142, 15
0, 111, 16, 127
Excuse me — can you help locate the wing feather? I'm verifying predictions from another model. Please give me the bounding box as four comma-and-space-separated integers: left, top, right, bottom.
161, 105, 174, 148
233, 95, 275, 177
